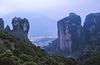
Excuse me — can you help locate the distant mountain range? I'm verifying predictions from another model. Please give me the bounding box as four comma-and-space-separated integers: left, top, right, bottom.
2, 12, 57, 36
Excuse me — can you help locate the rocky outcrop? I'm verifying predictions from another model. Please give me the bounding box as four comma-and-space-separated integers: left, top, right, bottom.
44, 13, 83, 56
5, 25, 11, 32
1, 17, 30, 40
45, 13, 100, 57
0, 18, 4, 29
77, 13, 100, 60
12, 17, 29, 40
57, 13, 82, 54
84, 13, 100, 46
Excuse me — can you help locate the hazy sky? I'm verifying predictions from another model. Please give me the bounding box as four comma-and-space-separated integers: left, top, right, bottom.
0, 0, 100, 24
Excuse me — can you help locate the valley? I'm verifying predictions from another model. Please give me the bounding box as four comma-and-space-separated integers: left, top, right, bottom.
29, 35, 57, 47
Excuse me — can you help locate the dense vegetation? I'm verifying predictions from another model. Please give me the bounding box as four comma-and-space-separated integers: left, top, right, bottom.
78, 51, 100, 65
1, 28, 100, 65
0, 29, 76, 65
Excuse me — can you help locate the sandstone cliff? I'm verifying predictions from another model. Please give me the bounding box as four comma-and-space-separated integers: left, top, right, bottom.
79, 13, 100, 60
57, 13, 82, 54
12, 17, 29, 40
44, 13, 83, 56
44, 12, 100, 57
3, 17, 30, 40
84, 13, 100, 46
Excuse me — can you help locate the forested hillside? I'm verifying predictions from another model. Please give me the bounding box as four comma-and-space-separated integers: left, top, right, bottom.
0, 29, 76, 65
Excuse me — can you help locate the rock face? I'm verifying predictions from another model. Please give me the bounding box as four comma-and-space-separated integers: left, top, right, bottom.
12, 17, 29, 40
0, 17, 29, 40
43, 12, 100, 57
0, 18, 4, 29
57, 13, 82, 54
77, 13, 100, 60
3, 17, 30, 40
84, 13, 100, 46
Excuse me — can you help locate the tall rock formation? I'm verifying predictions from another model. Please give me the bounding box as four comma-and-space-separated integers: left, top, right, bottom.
57, 13, 82, 54
12, 17, 30, 40
44, 13, 83, 56
5, 25, 11, 32
78, 13, 100, 60
84, 13, 100, 46
44, 12, 100, 57
0, 18, 4, 29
